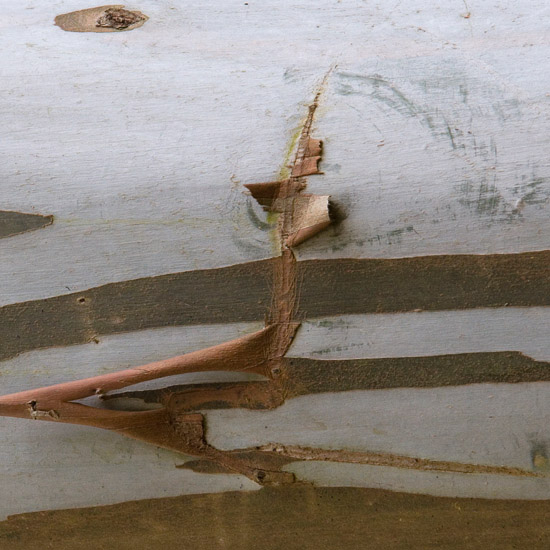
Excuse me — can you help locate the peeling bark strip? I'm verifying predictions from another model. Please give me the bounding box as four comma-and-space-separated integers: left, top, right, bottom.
55, 5, 148, 33
178, 443, 540, 478
0, 328, 293, 484
0, 210, 53, 239
256, 81, 332, 377
104, 352, 550, 408
3, 486, 550, 549
103, 381, 281, 412
1, 250, 548, 362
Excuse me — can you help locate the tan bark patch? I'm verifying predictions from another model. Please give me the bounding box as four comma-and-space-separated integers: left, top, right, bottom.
55, 5, 148, 33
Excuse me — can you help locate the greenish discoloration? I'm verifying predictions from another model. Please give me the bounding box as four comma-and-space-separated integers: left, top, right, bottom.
329, 225, 415, 251
384, 225, 415, 242
520, 178, 548, 205
530, 442, 550, 473
456, 173, 549, 223
445, 120, 457, 149
310, 318, 349, 329
266, 210, 281, 255
335, 71, 458, 147
278, 125, 302, 180
336, 72, 419, 117
0, 211, 53, 239
245, 197, 272, 232
2, 486, 550, 549
457, 179, 502, 217
283, 352, 550, 396
513, 176, 550, 207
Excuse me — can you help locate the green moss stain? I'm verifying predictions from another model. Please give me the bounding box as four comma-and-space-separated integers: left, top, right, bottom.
266, 211, 281, 255
278, 125, 302, 180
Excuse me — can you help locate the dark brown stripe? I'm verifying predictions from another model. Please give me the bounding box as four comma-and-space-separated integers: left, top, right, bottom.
1, 250, 547, 362
0, 259, 273, 362
2, 486, 550, 549
0, 211, 53, 238
297, 250, 550, 317
283, 352, 550, 395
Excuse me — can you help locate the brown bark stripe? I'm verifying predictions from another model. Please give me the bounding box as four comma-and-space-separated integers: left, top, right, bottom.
0, 250, 548, 362
296, 250, 550, 317
0, 210, 53, 238
283, 352, 550, 396
0, 259, 273, 362
1, 486, 550, 549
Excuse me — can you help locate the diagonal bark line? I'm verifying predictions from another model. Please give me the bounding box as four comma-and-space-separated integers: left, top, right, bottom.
253, 444, 544, 478
103, 351, 550, 407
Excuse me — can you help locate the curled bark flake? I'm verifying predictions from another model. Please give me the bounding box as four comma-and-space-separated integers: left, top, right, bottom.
96, 7, 146, 29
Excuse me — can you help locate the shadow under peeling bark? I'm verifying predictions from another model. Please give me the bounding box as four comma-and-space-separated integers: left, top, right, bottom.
103, 352, 550, 408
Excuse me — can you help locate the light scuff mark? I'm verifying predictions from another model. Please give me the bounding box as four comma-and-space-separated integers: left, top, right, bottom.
55, 5, 148, 33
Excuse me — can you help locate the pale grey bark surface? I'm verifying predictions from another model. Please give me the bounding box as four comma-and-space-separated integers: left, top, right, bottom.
0, 0, 549, 518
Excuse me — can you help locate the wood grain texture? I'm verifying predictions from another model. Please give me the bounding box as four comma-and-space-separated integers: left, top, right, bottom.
1, 486, 550, 550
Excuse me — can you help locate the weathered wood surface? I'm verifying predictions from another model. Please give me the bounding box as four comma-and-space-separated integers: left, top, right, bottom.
0, 0, 549, 540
